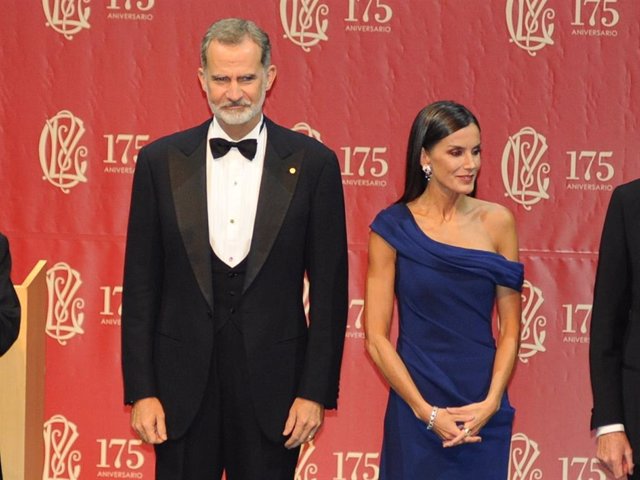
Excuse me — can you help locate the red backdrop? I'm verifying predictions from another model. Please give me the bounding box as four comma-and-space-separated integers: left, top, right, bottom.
1, 1, 638, 478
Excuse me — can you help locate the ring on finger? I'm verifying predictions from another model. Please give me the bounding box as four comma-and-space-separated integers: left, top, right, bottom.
463, 427, 471, 437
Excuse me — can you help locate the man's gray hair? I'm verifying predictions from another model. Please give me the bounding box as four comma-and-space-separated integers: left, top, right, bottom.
200, 18, 271, 68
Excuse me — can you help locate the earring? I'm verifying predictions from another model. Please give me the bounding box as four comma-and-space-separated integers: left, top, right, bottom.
421, 164, 432, 180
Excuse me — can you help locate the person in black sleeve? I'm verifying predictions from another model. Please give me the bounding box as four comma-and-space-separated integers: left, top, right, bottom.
0, 232, 21, 480
590, 179, 640, 480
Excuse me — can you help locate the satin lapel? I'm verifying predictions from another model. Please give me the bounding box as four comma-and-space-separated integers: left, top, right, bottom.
168, 140, 214, 310
243, 137, 302, 294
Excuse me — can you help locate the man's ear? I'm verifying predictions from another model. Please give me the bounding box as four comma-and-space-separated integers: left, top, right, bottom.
265, 65, 277, 91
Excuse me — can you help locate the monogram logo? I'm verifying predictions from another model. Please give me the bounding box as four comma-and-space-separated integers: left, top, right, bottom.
506, 0, 555, 56
509, 433, 543, 479
519, 280, 547, 363
502, 126, 551, 211
280, 0, 329, 52
43, 415, 82, 480
40, 111, 89, 194
46, 263, 86, 345
43, 0, 91, 40
292, 122, 323, 142
295, 439, 318, 480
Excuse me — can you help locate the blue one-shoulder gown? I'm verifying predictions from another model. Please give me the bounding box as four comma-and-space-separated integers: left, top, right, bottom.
371, 204, 524, 480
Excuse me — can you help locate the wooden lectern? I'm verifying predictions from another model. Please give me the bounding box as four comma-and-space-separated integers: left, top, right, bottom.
0, 260, 47, 480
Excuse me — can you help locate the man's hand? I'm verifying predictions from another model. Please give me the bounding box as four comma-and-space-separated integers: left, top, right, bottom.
131, 397, 168, 444
282, 397, 324, 449
596, 431, 634, 479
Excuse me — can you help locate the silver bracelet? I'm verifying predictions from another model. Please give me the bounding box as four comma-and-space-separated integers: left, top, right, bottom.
426, 406, 439, 430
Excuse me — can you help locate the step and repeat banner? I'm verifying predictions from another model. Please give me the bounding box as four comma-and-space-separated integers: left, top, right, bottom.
1, 1, 638, 478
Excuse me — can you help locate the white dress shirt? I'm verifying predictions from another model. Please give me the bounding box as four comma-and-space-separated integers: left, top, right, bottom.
206, 116, 266, 267
597, 423, 625, 436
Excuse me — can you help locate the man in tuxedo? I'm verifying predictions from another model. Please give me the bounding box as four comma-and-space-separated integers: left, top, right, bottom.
121, 18, 348, 479
590, 179, 640, 479
0, 232, 21, 480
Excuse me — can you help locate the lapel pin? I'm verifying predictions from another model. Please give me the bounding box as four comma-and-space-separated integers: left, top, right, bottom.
289, 167, 296, 174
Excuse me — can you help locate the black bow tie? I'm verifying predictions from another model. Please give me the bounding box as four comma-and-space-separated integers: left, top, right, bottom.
209, 137, 257, 160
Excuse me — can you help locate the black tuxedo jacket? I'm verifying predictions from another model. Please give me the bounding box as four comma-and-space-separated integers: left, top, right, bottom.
121, 118, 348, 441
0, 233, 20, 356
590, 179, 640, 450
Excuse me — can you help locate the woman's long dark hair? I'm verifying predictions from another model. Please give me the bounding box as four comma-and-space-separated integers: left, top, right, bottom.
397, 101, 480, 204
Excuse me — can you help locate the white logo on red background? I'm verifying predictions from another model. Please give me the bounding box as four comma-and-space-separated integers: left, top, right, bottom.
46, 262, 86, 345
43, 0, 91, 40
502, 127, 551, 211
280, 0, 329, 52
43, 414, 82, 480
506, 0, 555, 56
571, 0, 620, 36
509, 432, 543, 479
519, 280, 547, 363
295, 440, 318, 480
106, 0, 155, 20
344, 0, 393, 33
40, 111, 89, 194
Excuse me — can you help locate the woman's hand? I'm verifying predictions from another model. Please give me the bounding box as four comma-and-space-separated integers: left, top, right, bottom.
426, 407, 482, 447
442, 399, 499, 447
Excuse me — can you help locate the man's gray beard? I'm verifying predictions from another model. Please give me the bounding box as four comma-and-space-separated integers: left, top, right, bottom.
212, 87, 266, 126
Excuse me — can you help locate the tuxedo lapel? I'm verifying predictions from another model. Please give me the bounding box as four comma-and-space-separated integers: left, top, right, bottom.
244, 125, 302, 294
168, 137, 214, 310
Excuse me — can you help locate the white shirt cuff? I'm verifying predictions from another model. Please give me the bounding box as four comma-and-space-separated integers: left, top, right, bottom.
596, 424, 625, 436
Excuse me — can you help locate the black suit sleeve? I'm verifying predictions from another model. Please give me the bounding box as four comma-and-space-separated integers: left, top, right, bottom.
589, 187, 631, 429
0, 234, 21, 356
121, 151, 164, 404
297, 150, 349, 408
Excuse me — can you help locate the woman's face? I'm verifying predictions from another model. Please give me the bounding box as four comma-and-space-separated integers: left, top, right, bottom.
421, 123, 481, 196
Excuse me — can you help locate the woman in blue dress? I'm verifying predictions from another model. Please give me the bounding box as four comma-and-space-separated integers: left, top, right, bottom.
365, 101, 524, 479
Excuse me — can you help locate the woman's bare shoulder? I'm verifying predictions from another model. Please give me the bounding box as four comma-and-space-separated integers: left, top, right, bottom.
468, 198, 515, 228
